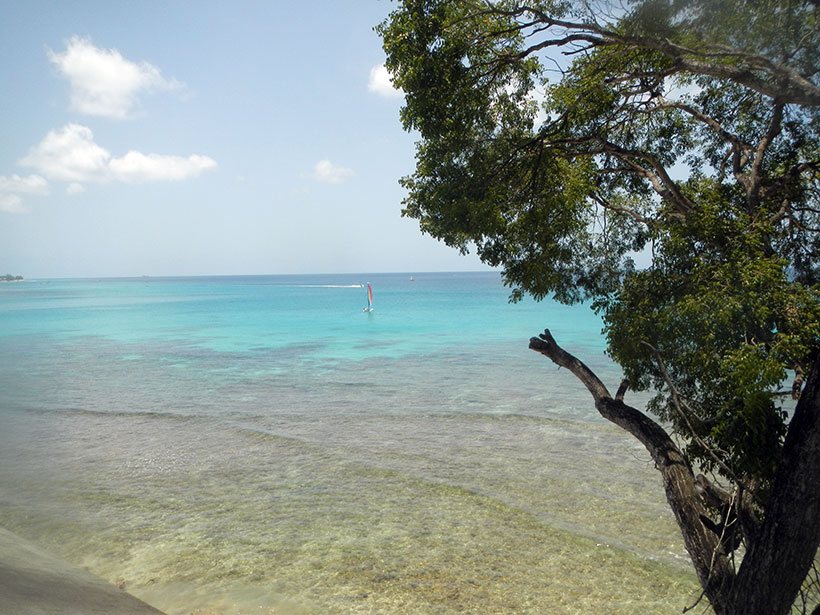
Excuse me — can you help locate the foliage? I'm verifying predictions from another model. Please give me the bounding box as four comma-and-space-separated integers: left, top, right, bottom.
378, 0, 820, 495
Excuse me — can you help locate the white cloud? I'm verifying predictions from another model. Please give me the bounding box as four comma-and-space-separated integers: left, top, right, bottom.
19, 123, 217, 185
0, 194, 27, 214
109, 151, 217, 183
66, 182, 86, 195
312, 159, 353, 184
0, 174, 49, 214
48, 36, 182, 119
19, 124, 110, 182
368, 64, 402, 98
0, 174, 49, 195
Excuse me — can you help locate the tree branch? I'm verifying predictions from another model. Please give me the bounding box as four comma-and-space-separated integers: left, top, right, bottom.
592, 193, 655, 228
695, 474, 761, 550
529, 329, 735, 609
654, 99, 752, 183
471, 4, 820, 105
529, 329, 610, 400
596, 140, 693, 214
615, 378, 629, 401
545, 136, 693, 215
748, 102, 785, 210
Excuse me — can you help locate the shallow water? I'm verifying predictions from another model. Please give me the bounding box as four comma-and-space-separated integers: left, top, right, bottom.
0, 273, 699, 613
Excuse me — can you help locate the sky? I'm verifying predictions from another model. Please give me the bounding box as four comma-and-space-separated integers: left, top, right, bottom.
0, 0, 491, 278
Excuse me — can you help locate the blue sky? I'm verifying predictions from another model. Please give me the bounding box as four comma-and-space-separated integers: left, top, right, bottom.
0, 1, 489, 278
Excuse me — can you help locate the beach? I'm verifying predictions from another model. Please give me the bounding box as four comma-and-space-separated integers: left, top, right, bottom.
0, 527, 162, 614
0, 273, 699, 613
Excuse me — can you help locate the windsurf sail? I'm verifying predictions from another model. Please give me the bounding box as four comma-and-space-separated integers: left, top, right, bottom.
363, 282, 374, 312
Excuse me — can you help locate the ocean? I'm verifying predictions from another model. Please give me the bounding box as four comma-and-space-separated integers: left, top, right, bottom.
0, 272, 698, 613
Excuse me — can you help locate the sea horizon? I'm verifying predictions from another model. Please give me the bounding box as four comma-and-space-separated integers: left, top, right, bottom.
15, 269, 497, 282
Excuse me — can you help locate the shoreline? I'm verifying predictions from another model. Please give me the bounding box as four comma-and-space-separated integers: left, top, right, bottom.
0, 527, 164, 614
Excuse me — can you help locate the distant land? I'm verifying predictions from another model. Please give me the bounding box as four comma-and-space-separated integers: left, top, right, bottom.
1, 274, 23, 282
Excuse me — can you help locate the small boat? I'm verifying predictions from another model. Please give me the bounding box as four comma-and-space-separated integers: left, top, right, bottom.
362, 282, 374, 312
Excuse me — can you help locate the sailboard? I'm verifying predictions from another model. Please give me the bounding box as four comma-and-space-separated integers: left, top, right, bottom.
362, 282, 374, 312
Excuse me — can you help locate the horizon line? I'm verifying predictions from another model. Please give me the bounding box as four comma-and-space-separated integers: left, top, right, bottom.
16, 269, 501, 282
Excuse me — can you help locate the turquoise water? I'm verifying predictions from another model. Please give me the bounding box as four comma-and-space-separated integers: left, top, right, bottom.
0, 272, 698, 613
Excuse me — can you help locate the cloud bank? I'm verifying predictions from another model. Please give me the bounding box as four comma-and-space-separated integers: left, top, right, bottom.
368, 64, 402, 98
20, 123, 217, 186
48, 36, 182, 119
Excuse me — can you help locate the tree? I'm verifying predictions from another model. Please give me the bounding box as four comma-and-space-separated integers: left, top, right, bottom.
378, 1, 820, 613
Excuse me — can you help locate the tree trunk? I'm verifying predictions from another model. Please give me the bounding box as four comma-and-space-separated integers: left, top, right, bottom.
530, 330, 820, 614
729, 357, 820, 614
529, 330, 735, 611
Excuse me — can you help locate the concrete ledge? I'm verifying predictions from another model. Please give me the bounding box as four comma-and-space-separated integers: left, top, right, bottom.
0, 528, 164, 614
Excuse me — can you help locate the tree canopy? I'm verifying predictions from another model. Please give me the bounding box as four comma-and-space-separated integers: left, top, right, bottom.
379, 1, 820, 613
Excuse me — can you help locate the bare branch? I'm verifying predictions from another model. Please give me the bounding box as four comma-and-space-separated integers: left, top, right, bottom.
748, 102, 785, 210
529, 329, 735, 607
592, 193, 655, 227
615, 378, 629, 400
529, 329, 610, 401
